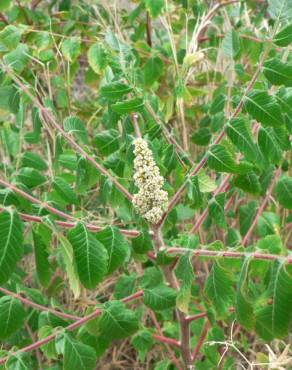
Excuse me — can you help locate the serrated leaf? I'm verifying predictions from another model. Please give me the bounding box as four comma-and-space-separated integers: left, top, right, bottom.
100, 81, 132, 100
87, 43, 108, 74
144, 56, 164, 86
96, 226, 129, 274
112, 98, 144, 114
59, 235, 81, 299
33, 229, 51, 287
68, 223, 108, 289
93, 129, 120, 156
0, 209, 24, 283
0, 25, 23, 50
244, 90, 284, 127
20, 152, 48, 171
271, 263, 292, 338
145, 0, 164, 18
226, 118, 261, 163
61, 37, 81, 62
98, 301, 139, 340
175, 253, 194, 313
63, 116, 88, 143
274, 23, 292, 46
0, 296, 26, 339
198, 171, 217, 192
234, 171, 262, 194
131, 329, 154, 362
17, 167, 46, 188
204, 262, 234, 316
208, 144, 252, 174
52, 177, 79, 205
222, 30, 241, 59
268, 0, 292, 22
258, 127, 283, 164
236, 258, 255, 331
38, 325, 58, 359
3, 43, 29, 73
144, 285, 177, 311
209, 193, 227, 229
6, 353, 32, 370
263, 58, 292, 86
275, 175, 292, 209
62, 332, 96, 370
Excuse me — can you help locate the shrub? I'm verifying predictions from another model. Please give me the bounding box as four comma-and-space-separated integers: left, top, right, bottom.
0, 0, 291, 369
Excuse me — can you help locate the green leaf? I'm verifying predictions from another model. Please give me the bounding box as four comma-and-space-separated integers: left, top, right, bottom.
239, 201, 257, 236
0, 209, 24, 284
131, 329, 154, 362
38, 326, 58, 359
209, 193, 227, 229
268, 0, 292, 22
3, 43, 30, 73
112, 98, 144, 114
114, 274, 137, 299
263, 58, 292, 86
204, 262, 234, 316
93, 129, 120, 156
100, 81, 132, 100
0, 25, 23, 50
143, 56, 164, 86
0, 0, 11, 11
226, 118, 261, 163
17, 167, 47, 188
198, 171, 217, 193
87, 43, 108, 74
274, 23, 292, 46
234, 171, 262, 194
208, 144, 252, 174
221, 30, 241, 59
258, 127, 283, 164
6, 353, 32, 370
0, 85, 20, 114
236, 258, 255, 331
63, 116, 88, 143
145, 0, 164, 18
33, 228, 51, 287
67, 223, 108, 289
98, 301, 139, 340
244, 90, 284, 127
96, 226, 129, 274
59, 235, 81, 299
62, 332, 96, 370
273, 274, 292, 333
52, 176, 79, 205
61, 37, 81, 62
275, 175, 292, 209
20, 152, 48, 171
144, 285, 177, 311
0, 296, 26, 339
175, 253, 194, 313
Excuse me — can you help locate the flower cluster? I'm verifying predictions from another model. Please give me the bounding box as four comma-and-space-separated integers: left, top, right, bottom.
132, 138, 168, 224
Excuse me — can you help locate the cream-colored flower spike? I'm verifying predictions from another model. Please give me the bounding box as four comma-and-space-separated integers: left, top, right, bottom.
132, 138, 168, 224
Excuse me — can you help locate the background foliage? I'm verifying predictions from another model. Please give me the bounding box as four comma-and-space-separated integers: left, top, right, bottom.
0, 0, 291, 369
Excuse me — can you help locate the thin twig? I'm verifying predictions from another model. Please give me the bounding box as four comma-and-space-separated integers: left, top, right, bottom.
0, 206, 140, 237
0, 287, 81, 321
166, 248, 292, 264
191, 321, 211, 361
146, 11, 152, 47
0, 290, 144, 365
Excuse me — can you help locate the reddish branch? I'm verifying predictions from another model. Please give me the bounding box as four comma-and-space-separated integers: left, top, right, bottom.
167, 248, 292, 264
153, 334, 181, 349
0, 290, 144, 365
0, 287, 81, 321
191, 321, 211, 361
0, 190, 139, 237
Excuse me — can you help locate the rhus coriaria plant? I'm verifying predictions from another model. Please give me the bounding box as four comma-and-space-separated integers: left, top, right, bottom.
0, 0, 291, 369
